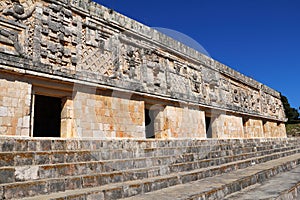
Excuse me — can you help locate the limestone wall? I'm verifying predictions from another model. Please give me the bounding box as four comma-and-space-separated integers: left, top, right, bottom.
244, 119, 264, 138
263, 122, 286, 138
70, 89, 145, 138
211, 114, 244, 139
153, 105, 206, 139
0, 74, 31, 136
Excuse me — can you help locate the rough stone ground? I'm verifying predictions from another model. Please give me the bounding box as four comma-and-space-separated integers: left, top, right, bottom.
122, 154, 300, 200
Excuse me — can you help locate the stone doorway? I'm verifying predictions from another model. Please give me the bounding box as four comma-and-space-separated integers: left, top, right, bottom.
145, 109, 155, 138
205, 116, 212, 138
33, 95, 62, 137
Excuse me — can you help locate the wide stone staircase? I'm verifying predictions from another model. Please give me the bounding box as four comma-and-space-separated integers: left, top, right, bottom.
0, 137, 300, 199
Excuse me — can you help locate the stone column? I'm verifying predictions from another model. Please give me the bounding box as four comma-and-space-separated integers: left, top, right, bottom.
156, 105, 206, 139
0, 75, 32, 136
61, 97, 75, 138
243, 119, 264, 138
211, 114, 244, 139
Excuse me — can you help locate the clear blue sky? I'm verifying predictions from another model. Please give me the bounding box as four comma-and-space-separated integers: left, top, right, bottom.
96, 0, 300, 110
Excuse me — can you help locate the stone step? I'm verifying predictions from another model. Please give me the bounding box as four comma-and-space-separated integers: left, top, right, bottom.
224, 165, 300, 199
169, 146, 299, 173
0, 138, 298, 152
121, 153, 300, 200
18, 152, 300, 200
1, 144, 298, 185
0, 141, 298, 168
2, 147, 300, 199
277, 181, 300, 200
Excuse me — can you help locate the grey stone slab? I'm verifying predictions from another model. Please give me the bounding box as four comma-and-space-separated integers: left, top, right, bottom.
225, 165, 300, 200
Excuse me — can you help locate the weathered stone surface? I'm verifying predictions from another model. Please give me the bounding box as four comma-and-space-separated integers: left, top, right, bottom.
0, 153, 14, 167
0, 167, 15, 184
3, 181, 48, 199
15, 166, 39, 181
0, 138, 298, 199
0, 0, 286, 138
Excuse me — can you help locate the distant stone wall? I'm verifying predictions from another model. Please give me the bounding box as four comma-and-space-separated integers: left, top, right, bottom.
0, 0, 286, 138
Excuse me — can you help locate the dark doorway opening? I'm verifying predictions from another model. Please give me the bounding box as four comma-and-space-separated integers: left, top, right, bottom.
205, 116, 212, 138
145, 109, 155, 138
33, 95, 61, 137
242, 117, 248, 126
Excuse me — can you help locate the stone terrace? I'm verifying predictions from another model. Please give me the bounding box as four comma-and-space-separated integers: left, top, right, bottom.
0, 137, 300, 199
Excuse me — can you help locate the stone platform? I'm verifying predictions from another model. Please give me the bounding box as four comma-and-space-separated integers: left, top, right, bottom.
0, 137, 300, 199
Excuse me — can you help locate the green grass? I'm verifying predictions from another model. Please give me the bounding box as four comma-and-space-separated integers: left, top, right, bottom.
286, 123, 300, 137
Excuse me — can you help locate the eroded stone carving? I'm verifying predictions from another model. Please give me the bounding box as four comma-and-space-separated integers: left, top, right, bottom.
38, 3, 80, 70
0, 1, 36, 57
190, 70, 202, 94
250, 91, 261, 112
145, 51, 162, 87
122, 49, 141, 79
0, 27, 25, 56
1, 0, 36, 21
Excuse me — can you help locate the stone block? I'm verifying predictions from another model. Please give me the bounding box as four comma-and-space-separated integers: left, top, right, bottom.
65, 152, 77, 163
123, 184, 143, 198
77, 151, 93, 162
0, 139, 14, 152
14, 139, 28, 151
49, 179, 65, 193
65, 177, 82, 190
51, 152, 65, 164
87, 192, 104, 200
82, 175, 98, 188
0, 168, 15, 184
14, 153, 34, 166
103, 187, 123, 199
15, 166, 39, 181
40, 140, 52, 151
38, 166, 57, 179
0, 153, 14, 167
35, 152, 51, 165
28, 140, 38, 151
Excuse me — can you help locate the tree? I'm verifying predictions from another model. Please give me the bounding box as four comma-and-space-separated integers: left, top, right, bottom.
280, 94, 299, 123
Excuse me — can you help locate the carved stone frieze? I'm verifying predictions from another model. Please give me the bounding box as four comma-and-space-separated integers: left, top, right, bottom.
0, 0, 36, 21
190, 70, 202, 94
250, 91, 261, 112
0, 0, 36, 57
0, 18, 28, 57
38, 2, 80, 71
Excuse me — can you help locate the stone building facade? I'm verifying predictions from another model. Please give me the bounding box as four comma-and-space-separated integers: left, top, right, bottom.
0, 0, 286, 139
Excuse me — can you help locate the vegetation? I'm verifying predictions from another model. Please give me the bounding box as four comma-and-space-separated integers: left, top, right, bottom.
286, 124, 300, 137
281, 94, 299, 123
281, 94, 300, 136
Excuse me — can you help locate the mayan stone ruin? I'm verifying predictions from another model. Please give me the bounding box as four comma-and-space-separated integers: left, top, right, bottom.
1, 1, 300, 200
0, 0, 287, 139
